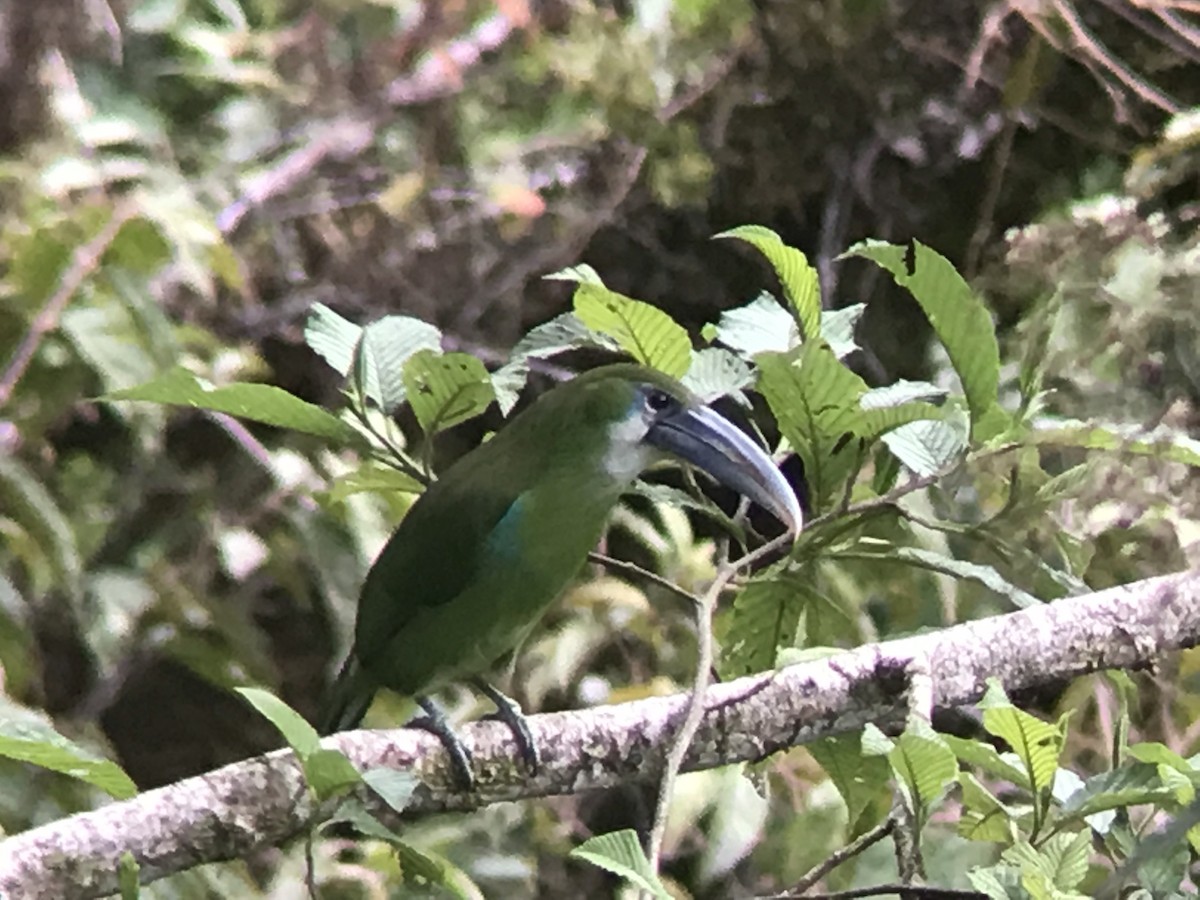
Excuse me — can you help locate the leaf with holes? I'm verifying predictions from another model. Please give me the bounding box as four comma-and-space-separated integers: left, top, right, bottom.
403, 350, 496, 435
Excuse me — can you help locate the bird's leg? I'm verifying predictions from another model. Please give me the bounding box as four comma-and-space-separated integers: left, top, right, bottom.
474, 678, 541, 774
409, 697, 475, 791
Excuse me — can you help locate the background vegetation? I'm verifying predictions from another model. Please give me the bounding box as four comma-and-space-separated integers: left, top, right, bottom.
0, 0, 1198, 896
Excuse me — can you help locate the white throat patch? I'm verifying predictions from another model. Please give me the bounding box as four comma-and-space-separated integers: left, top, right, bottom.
603, 414, 654, 483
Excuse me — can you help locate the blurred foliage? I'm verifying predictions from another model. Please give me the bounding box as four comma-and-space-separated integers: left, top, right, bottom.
0, 0, 1198, 896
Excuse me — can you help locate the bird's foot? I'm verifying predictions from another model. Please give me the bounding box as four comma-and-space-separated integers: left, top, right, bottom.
474, 679, 541, 774
411, 697, 475, 791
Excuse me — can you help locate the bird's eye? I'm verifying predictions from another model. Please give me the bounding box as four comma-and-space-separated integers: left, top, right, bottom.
645, 389, 673, 413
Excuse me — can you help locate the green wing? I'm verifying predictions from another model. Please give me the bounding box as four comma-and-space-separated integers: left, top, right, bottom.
353, 458, 524, 670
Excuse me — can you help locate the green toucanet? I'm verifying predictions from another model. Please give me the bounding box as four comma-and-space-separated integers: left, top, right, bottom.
319, 364, 801, 764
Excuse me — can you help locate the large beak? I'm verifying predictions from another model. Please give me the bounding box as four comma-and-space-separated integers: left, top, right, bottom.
646, 405, 802, 534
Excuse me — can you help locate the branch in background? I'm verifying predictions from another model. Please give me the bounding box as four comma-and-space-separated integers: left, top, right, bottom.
0, 201, 138, 408
1, 569, 1198, 899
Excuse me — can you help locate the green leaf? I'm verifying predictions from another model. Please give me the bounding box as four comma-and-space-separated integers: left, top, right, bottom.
1029, 418, 1200, 468
323, 462, 424, 505
755, 345, 867, 513
1059, 764, 1177, 817
943, 735, 1030, 789
716, 226, 821, 343
704, 292, 797, 357
0, 456, 83, 601
304, 302, 363, 379
0, 702, 137, 799
305, 303, 443, 413
830, 545, 1042, 610
570, 829, 671, 899
303, 748, 363, 799
402, 350, 495, 435
361, 766, 418, 814
860, 380, 948, 409
717, 575, 805, 678
821, 303, 866, 359
105, 368, 362, 443
491, 312, 621, 414
359, 315, 445, 413
545, 263, 605, 285
807, 734, 892, 835
682, 347, 755, 401
572, 285, 692, 377
118, 851, 140, 900
889, 719, 958, 830
235, 687, 320, 757
846, 240, 1001, 440
980, 683, 1063, 800
881, 415, 969, 477
958, 772, 1017, 842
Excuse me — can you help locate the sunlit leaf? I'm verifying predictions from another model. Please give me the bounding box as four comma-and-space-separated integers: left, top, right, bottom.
402, 350, 495, 435
571, 829, 671, 899
104, 367, 363, 443
716, 226, 821, 343
846, 240, 1001, 440
573, 285, 691, 377
0, 701, 137, 799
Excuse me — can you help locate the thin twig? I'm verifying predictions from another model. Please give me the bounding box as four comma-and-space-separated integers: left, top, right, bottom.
587, 552, 703, 608
764, 818, 895, 898
646, 530, 795, 873
0, 201, 138, 408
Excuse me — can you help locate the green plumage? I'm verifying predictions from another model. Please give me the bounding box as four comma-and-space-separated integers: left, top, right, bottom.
319, 363, 800, 736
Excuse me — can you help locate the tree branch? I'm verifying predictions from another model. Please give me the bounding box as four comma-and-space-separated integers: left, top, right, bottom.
2, 569, 1199, 899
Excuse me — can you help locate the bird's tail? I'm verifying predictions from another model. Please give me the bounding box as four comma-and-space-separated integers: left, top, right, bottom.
318, 653, 375, 735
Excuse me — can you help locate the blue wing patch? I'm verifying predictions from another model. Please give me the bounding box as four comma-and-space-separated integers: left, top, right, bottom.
484, 494, 527, 561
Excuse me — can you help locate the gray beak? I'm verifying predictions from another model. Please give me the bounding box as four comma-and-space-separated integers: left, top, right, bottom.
646, 405, 802, 534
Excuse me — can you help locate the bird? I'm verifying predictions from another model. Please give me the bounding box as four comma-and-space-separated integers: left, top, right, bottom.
319, 363, 801, 783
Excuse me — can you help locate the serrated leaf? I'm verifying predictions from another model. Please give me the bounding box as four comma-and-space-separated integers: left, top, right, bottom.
402, 350, 495, 435
717, 575, 804, 678
490, 360, 529, 416
105, 368, 362, 443
510, 311, 621, 360
235, 687, 320, 757
305, 304, 443, 413
822, 303, 866, 358
0, 703, 137, 799
980, 684, 1063, 797
705, 293, 798, 357
856, 402, 943, 442
573, 285, 691, 377
716, 226, 821, 343
1059, 764, 1176, 817
889, 719, 958, 828
570, 829, 671, 899
359, 315, 445, 413
846, 240, 1000, 439
682, 347, 755, 401
860, 380, 948, 409
755, 345, 867, 512
881, 415, 969, 477
0, 456, 83, 601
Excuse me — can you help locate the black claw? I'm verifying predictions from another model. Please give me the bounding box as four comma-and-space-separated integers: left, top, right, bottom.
474, 679, 541, 774
410, 697, 475, 791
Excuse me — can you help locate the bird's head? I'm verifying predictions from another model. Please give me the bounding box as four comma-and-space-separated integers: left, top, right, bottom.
557, 364, 803, 534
